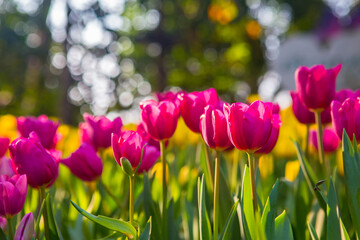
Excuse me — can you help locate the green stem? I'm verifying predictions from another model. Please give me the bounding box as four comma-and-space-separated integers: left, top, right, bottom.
129, 176, 135, 224
213, 151, 220, 240
203, 142, 214, 189
315, 112, 330, 175
305, 124, 310, 159
247, 152, 258, 212
39, 187, 50, 240
6, 217, 13, 240
160, 140, 167, 240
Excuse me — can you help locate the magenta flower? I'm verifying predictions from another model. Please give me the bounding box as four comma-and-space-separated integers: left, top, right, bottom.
0, 157, 16, 177
112, 131, 160, 174
224, 101, 280, 152
9, 132, 58, 188
295, 64, 341, 111
61, 143, 103, 182
310, 127, 340, 153
199, 105, 233, 151
136, 123, 160, 149
140, 100, 179, 140
0, 137, 10, 158
0, 174, 27, 217
178, 88, 220, 133
331, 97, 360, 141
80, 113, 123, 150
14, 212, 34, 240
155, 90, 184, 108
255, 113, 282, 154
0, 217, 6, 232
17, 115, 59, 149
334, 89, 360, 103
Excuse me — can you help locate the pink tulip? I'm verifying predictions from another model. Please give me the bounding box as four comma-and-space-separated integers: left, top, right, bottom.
17, 115, 59, 150
0, 174, 27, 217
310, 127, 340, 153
331, 97, 360, 141
224, 101, 280, 152
334, 89, 360, 103
9, 132, 58, 188
80, 113, 123, 150
290, 91, 331, 124
140, 100, 179, 140
61, 143, 103, 182
256, 113, 282, 154
199, 105, 233, 150
112, 131, 160, 174
0, 137, 10, 158
178, 88, 220, 133
295, 64, 341, 111
155, 90, 184, 108
0, 157, 16, 177
14, 212, 34, 240
136, 123, 160, 149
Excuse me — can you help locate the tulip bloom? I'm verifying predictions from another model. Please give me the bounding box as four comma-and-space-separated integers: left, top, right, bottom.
136, 123, 160, 149
224, 101, 280, 152
199, 105, 233, 150
112, 131, 160, 173
14, 212, 34, 240
80, 113, 123, 150
295, 64, 341, 111
331, 97, 360, 141
310, 127, 340, 153
0, 137, 10, 158
17, 115, 60, 150
140, 100, 179, 140
0, 157, 16, 177
9, 132, 58, 188
0, 174, 27, 217
335, 89, 360, 103
156, 90, 184, 108
178, 88, 220, 133
61, 143, 103, 182
256, 114, 282, 154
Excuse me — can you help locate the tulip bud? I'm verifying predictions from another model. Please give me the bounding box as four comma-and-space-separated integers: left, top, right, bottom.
310, 127, 340, 153
120, 157, 134, 176
0, 174, 28, 217
14, 212, 34, 240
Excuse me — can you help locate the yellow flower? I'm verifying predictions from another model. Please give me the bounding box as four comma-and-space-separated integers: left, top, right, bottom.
171, 117, 200, 148
258, 154, 274, 180
152, 162, 169, 184
56, 124, 80, 158
285, 160, 300, 181
0, 114, 18, 140
247, 94, 261, 103
123, 123, 137, 131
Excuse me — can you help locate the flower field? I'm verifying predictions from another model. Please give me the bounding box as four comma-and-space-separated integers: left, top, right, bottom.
1, 63, 360, 240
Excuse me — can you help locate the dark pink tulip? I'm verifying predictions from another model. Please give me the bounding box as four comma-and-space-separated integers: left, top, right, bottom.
14, 212, 34, 240
295, 64, 341, 111
0, 157, 16, 177
331, 98, 360, 141
310, 127, 339, 153
0, 174, 27, 217
9, 132, 58, 188
112, 131, 160, 174
140, 100, 179, 140
224, 101, 280, 152
178, 88, 220, 133
80, 113, 123, 150
61, 143, 103, 182
199, 105, 233, 150
290, 91, 331, 124
0, 138, 10, 158
256, 114, 282, 154
155, 90, 184, 108
17, 115, 59, 150
334, 89, 360, 103
136, 123, 160, 149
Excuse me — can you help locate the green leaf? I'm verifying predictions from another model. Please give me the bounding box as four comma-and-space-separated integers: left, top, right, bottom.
219, 200, 239, 240
0, 226, 6, 240
197, 175, 212, 240
70, 200, 137, 239
327, 177, 341, 240
342, 130, 360, 237
241, 165, 255, 239
261, 180, 279, 240
274, 211, 293, 240
46, 194, 62, 240
35, 197, 46, 238
293, 141, 327, 211
139, 217, 152, 240
308, 222, 319, 240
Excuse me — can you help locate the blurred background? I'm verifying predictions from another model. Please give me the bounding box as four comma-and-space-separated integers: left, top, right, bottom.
0, 0, 359, 125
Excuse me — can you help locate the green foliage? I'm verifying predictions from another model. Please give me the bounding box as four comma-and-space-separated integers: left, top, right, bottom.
197, 175, 212, 240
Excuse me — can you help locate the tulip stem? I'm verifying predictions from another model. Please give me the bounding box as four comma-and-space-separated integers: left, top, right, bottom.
40, 187, 50, 240
213, 151, 220, 240
204, 142, 214, 189
160, 140, 167, 240
247, 152, 258, 213
305, 124, 310, 159
6, 217, 13, 240
129, 176, 135, 224
315, 112, 330, 176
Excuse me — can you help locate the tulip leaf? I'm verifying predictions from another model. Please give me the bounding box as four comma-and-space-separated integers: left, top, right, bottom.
197, 175, 212, 240
70, 200, 137, 239
274, 210, 293, 240
261, 179, 279, 240
327, 177, 341, 239
308, 222, 319, 240
46, 194, 63, 240
35, 196, 46, 238
219, 199, 239, 240
0, 227, 5, 240
341, 131, 360, 237
293, 141, 327, 211
139, 217, 152, 240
